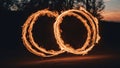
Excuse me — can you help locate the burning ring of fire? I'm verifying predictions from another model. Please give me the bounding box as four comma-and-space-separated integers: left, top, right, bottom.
22, 7, 100, 57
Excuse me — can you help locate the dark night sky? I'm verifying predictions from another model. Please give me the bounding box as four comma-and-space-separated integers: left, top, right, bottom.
0, 1, 120, 68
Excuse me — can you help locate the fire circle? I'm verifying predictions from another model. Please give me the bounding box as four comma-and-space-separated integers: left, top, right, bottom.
22, 7, 100, 57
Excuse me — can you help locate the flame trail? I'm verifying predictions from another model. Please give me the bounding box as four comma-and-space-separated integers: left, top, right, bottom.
22, 7, 100, 57
54, 7, 100, 55
22, 9, 65, 57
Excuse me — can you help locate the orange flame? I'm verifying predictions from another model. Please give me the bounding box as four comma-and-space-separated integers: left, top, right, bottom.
22, 7, 100, 57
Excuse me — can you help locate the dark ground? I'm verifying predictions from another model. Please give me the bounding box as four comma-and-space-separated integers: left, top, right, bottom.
0, 9, 120, 68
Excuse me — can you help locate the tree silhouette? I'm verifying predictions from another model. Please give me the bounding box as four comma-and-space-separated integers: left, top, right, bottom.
0, 0, 105, 19
47, 0, 105, 20
73, 0, 105, 20
48, 0, 74, 12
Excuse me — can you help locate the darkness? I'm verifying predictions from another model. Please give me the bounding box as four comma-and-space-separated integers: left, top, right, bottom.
32, 15, 59, 50
0, 7, 120, 68
61, 16, 87, 49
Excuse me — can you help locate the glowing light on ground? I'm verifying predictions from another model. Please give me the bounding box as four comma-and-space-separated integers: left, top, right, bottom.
16, 55, 111, 66
22, 7, 100, 57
